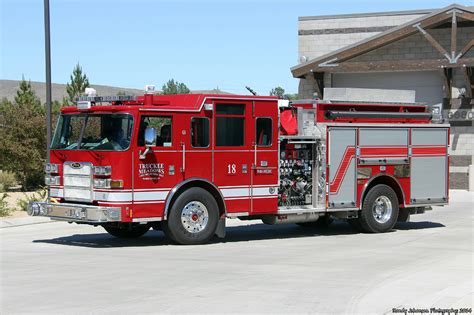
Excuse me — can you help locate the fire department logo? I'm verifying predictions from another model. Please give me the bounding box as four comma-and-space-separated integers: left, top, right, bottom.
139, 163, 165, 180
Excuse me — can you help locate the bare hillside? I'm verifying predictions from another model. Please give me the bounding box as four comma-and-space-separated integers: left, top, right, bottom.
0, 80, 233, 103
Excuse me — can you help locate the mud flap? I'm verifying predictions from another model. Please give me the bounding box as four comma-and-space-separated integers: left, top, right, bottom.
215, 217, 226, 238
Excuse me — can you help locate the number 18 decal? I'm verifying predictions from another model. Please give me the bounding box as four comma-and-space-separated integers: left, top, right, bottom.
227, 164, 236, 174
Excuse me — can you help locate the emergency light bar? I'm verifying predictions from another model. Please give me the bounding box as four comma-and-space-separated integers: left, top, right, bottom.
77, 101, 92, 110
76, 95, 137, 102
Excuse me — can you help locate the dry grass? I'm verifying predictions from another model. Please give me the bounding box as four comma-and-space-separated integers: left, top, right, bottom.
0, 192, 38, 219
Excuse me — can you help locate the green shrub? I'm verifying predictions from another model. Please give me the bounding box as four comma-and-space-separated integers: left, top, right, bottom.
0, 171, 17, 192
17, 189, 47, 211
0, 193, 12, 217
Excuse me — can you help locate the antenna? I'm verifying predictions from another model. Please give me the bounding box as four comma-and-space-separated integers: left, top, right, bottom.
245, 86, 257, 96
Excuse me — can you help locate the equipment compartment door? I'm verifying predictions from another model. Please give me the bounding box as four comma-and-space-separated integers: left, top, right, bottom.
328, 127, 357, 208
410, 128, 448, 204
213, 101, 252, 214
251, 101, 279, 214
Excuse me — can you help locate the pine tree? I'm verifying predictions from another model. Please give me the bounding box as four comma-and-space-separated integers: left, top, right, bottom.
0, 77, 46, 190
15, 76, 41, 108
66, 63, 90, 102
162, 79, 190, 95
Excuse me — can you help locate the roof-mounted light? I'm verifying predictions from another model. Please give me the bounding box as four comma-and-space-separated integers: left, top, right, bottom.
204, 103, 213, 111
76, 95, 137, 103
145, 85, 155, 94
84, 88, 97, 97
77, 101, 92, 110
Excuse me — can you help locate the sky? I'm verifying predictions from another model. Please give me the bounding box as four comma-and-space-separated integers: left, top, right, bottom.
1, 0, 468, 95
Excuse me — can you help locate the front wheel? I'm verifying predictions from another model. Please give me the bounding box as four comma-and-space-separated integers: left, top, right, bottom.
103, 224, 150, 238
163, 187, 219, 245
358, 184, 399, 233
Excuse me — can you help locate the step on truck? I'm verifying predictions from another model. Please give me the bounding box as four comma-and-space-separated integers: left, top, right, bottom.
28, 87, 450, 244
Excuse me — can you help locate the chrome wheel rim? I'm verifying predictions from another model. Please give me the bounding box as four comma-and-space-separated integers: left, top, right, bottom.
181, 201, 209, 233
372, 196, 392, 224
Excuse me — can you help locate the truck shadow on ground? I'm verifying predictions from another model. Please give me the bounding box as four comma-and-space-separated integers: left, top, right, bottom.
33, 220, 445, 248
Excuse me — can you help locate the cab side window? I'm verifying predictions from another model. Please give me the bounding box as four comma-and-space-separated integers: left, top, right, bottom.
216, 104, 245, 146
138, 116, 173, 147
191, 117, 210, 148
256, 118, 272, 146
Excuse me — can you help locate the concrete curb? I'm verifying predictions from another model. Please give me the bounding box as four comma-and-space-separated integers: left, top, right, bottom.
0, 216, 55, 229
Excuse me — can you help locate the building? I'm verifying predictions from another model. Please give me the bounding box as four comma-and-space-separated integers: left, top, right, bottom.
291, 3, 474, 189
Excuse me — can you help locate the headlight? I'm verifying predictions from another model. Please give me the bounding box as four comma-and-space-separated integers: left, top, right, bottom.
45, 163, 59, 174
94, 178, 111, 189
93, 166, 112, 176
45, 175, 60, 186
27, 202, 41, 216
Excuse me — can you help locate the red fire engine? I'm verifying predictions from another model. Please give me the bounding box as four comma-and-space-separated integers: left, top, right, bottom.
28, 89, 450, 244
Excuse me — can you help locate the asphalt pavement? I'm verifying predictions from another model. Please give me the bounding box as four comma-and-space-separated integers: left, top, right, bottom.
1, 190, 472, 314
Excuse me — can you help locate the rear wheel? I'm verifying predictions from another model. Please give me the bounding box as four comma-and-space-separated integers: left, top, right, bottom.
358, 184, 399, 233
103, 224, 150, 238
163, 187, 219, 245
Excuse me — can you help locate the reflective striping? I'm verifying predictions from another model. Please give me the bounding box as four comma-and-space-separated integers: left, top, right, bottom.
252, 187, 278, 196
359, 146, 446, 157
52, 186, 279, 203
94, 191, 168, 202
412, 146, 447, 156
94, 192, 133, 202
132, 201, 165, 204
360, 147, 408, 157
221, 186, 278, 198
220, 188, 250, 198
330, 146, 355, 194
252, 195, 278, 199
134, 191, 168, 201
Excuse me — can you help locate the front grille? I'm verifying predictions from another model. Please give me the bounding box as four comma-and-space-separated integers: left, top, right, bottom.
63, 162, 93, 202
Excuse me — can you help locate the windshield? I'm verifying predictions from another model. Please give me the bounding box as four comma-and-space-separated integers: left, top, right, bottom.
51, 113, 133, 151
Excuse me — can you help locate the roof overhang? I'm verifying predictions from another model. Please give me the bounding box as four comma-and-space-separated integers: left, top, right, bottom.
291, 3, 474, 78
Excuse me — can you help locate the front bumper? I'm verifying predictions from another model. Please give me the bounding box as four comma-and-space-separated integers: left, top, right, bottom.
27, 202, 122, 223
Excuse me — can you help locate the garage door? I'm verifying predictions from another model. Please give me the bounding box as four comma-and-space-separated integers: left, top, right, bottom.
332, 71, 443, 106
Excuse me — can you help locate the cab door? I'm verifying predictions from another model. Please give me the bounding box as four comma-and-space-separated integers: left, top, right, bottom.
251, 101, 279, 214
213, 101, 252, 214
133, 114, 182, 218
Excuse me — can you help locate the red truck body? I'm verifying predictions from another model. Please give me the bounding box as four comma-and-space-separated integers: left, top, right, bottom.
30, 93, 450, 244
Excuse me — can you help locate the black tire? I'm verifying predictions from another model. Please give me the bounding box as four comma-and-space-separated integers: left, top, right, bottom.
297, 215, 333, 228
358, 184, 399, 233
103, 224, 150, 238
162, 187, 219, 245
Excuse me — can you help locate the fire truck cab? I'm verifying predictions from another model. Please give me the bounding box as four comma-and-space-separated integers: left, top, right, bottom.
29, 90, 450, 245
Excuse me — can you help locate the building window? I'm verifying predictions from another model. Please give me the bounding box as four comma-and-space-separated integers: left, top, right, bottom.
216, 104, 245, 146
256, 118, 272, 146
138, 116, 172, 147
191, 117, 210, 148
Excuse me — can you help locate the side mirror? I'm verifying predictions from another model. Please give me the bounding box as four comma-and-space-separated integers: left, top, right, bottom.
144, 127, 157, 147
140, 127, 156, 159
